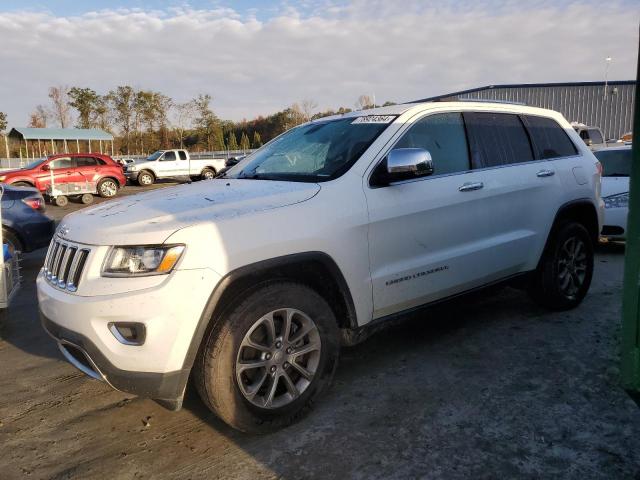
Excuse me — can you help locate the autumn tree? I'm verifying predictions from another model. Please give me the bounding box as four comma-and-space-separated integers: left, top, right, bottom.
0, 111, 8, 158
239, 132, 250, 150
174, 100, 197, 148
355, 94, 374, 110
193, 94, 224, 151
227, 131, 239, 150
28, 105, 49, 128
300, 99, 318, 121
252, 131, 262, 148
48, 86, 72, 127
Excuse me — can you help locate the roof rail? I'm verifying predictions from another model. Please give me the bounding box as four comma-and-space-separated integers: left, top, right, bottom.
454, 98, 527, 106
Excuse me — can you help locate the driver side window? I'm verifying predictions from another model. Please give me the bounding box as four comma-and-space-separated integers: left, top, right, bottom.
161, 151, 176, 161
393, 112, 470, 176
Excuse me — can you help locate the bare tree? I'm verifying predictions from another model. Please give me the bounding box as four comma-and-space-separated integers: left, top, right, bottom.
0, 111, 8, 158
355, 94, 374, 110
300, 99, 318, 121
174, 100, 197, 148
28, 105, 49, 128
48, 86, 72, 127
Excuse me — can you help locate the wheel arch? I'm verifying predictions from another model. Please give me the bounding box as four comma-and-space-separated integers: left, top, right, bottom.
540, 199, 600, 262
202, 166, 217, 175
182, 251, 358, 371
138, 169, 155, 181
98, 176, 122, 188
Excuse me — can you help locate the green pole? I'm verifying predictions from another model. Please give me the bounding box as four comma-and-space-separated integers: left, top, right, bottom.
621, 39, 640, 391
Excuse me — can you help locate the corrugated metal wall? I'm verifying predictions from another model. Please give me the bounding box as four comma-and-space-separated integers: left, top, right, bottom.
453, 84, 635, 140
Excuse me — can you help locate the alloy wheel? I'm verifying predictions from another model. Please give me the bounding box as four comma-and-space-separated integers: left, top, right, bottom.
100, 180, 118, 197
236, 308, 322, 409
556, 236, 587, 298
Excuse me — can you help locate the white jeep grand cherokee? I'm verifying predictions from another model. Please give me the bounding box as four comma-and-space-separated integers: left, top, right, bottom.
38, 102, 604, 432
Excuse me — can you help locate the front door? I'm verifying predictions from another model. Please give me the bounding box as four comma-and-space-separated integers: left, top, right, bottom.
365, 112, 491, 319
157, 151, 178, 177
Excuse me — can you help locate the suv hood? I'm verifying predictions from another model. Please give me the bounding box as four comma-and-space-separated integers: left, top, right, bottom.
60, 179, 320, 245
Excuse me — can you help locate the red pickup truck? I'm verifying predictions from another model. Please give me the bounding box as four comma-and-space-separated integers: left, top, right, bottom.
0, 153, 126, 198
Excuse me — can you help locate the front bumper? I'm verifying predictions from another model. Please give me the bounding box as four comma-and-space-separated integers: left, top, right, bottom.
37, 266, 221, 401
41, 313, 189, 402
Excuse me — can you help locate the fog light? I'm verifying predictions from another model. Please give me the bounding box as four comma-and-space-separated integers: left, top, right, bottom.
108, 322, 146, 346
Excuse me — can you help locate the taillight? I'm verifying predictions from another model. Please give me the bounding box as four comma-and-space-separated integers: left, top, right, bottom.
22, 197, 45, 211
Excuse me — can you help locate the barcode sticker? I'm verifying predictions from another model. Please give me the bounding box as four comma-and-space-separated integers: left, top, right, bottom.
351, 115, 396, 124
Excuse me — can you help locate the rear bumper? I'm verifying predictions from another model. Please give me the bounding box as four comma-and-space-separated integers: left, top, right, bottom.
601, 206, 627, 240
41, 312, 189, 402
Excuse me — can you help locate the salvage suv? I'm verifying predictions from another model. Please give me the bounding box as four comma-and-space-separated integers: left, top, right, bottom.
38, 102, 603, 432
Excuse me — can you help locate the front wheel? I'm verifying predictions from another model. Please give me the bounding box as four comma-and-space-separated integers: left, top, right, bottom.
194, 282, 340, 433
530, 222, 594, 310
137, 171, 155, 186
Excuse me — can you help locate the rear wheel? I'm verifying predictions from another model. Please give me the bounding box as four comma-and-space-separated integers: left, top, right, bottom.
2, 228, 23, 254
530, 222, 594, 310
137, 171, 154, 186
201, 168, 216, 180
97, 178, 119, 198
194, 282, 340, 433
81, 193, 94, 205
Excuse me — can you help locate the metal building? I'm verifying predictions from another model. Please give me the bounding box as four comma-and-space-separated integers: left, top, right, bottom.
413, 81, 636, 140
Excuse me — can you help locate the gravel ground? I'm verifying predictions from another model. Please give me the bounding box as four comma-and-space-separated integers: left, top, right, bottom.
0, 184, 638, 479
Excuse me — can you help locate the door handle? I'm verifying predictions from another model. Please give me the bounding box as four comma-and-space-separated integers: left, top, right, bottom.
459, 182, 484, 192
536, 169, 555, 177
66, 172, 73, 175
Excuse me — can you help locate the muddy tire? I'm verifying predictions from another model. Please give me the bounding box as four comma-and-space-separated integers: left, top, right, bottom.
54, 195, 68, 207
81, 193, 94, 205
194, 282, 340, 433
529, 222, 594, 310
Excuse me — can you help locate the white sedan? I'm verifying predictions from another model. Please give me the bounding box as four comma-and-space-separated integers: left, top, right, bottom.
595, 146, 631, 240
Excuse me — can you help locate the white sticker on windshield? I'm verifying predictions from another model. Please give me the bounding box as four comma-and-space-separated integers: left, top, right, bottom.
351, 115, 395, 124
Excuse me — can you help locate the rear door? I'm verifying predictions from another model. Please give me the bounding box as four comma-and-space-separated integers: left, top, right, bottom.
74, 155, 102, 183
176, 150, 190, 175
462, 111, 564, 272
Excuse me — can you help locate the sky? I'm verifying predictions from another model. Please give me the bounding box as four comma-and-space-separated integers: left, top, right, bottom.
0, 0, 638, 127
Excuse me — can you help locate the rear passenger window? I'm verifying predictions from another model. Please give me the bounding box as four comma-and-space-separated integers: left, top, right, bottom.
463, 112, 533, 168
393, 112, 470, 175
521, 115, 577, 159
75, 156, 98, 167
178, 151, 187, 160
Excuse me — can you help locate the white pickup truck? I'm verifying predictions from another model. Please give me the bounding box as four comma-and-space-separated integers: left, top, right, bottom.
124, 149, 226, 185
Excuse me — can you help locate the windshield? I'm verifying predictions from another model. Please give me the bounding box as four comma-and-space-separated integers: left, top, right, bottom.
146, 151, 164, 161
226, 117, 393, 182
595, 149, 631, 177
24, 158, 46, 170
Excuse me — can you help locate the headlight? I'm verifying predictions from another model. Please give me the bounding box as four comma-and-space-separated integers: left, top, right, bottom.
102, 245, 185, 277
603, 192, 629, 209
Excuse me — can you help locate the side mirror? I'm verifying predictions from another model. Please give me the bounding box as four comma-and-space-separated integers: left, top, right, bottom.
387, 148, 434, 176
41, 164, 50, 171
585, 138, 593, 146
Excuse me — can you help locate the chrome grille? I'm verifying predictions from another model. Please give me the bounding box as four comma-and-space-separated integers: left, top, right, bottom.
44, 239, 90, 292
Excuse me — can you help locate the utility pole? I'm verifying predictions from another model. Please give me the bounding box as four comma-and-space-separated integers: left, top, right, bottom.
621, 45, 639, 396
604, 56, 612, 100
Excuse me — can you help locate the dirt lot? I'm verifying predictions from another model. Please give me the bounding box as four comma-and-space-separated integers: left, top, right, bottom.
1, 183, 639, 479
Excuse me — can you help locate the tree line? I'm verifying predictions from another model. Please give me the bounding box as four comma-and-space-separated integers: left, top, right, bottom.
1, 89, 395, 157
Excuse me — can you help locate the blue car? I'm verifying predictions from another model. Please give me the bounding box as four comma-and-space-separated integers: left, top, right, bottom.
1, 184, 54, 254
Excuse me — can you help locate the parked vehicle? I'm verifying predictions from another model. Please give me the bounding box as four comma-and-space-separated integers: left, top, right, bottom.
594, 145, 631, 240
0, 153, 126, 199
1, 184, 54, 255
572, 123, 607, 150
124, 149, 226, 185
38, 102, 603, 432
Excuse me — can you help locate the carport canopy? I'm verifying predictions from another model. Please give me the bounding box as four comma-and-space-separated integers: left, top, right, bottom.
7, 127, 114, 158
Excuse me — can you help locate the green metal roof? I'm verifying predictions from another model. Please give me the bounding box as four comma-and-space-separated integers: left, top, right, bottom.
8, 127, 113, 141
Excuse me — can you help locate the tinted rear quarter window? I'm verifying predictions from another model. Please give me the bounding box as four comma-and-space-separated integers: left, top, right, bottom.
178, 151, 187, 160
463, 112, 533, 168
75, 156, 98, 167
521, 115, 577, 159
